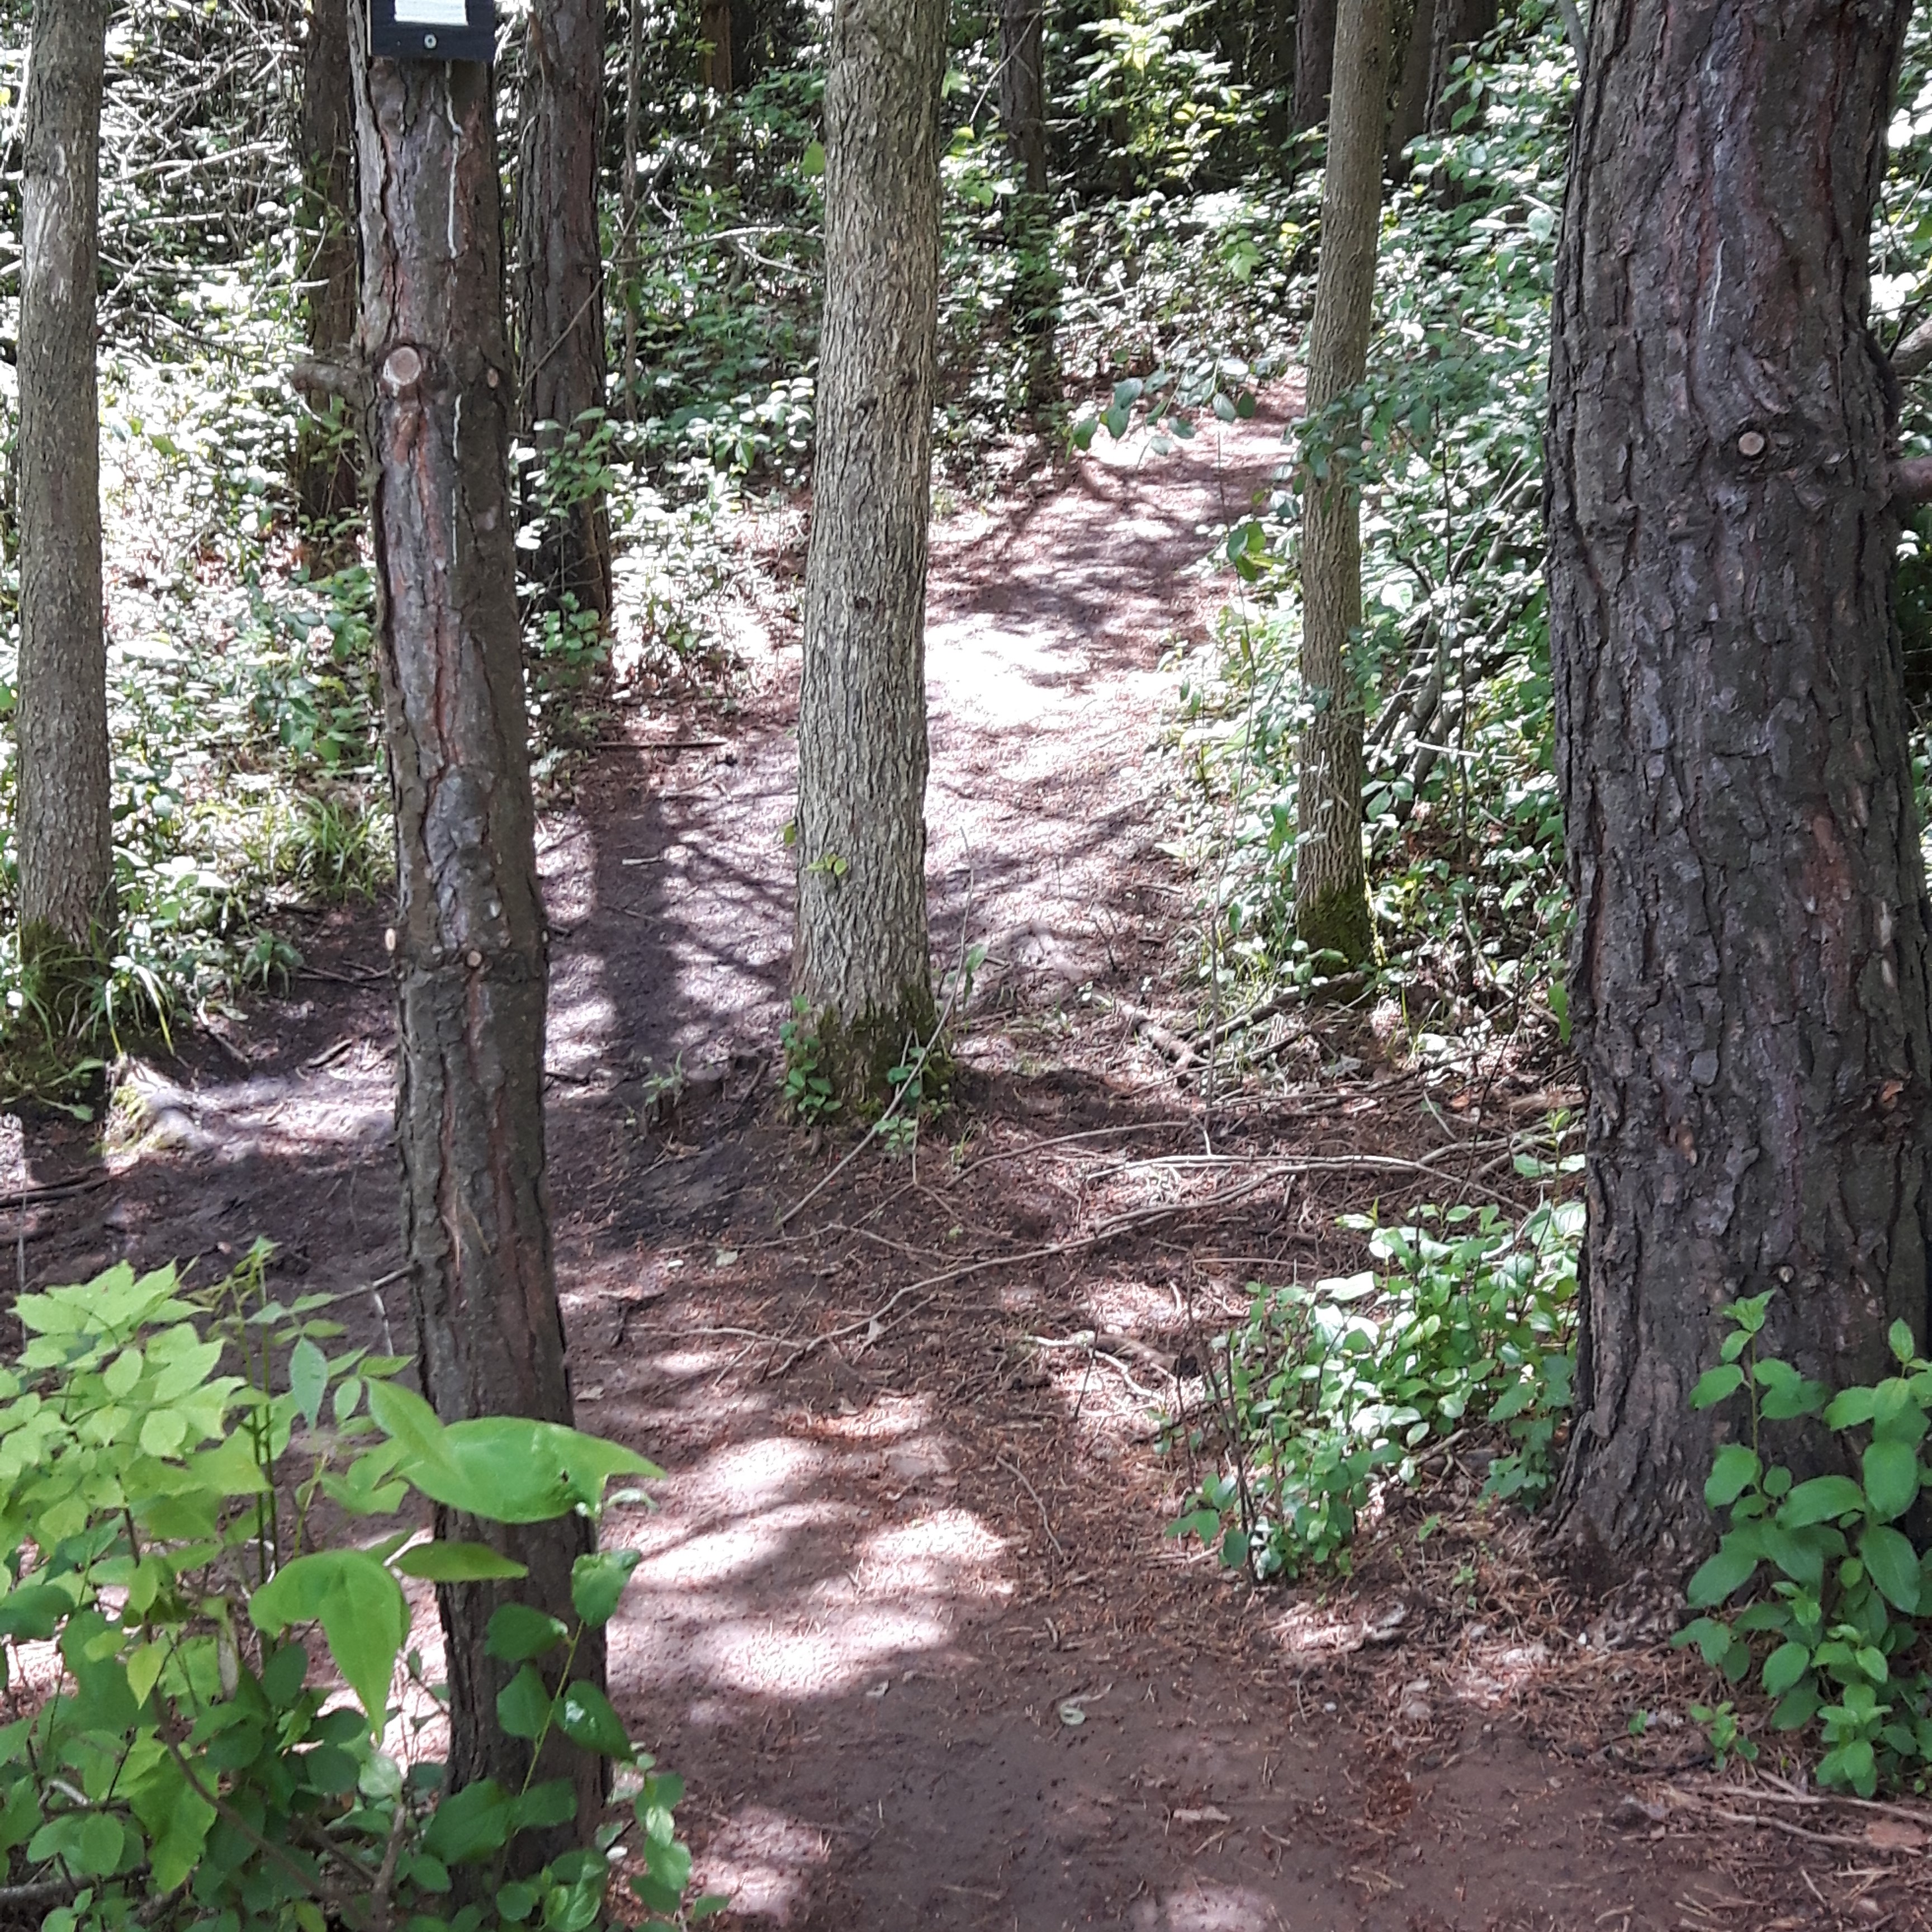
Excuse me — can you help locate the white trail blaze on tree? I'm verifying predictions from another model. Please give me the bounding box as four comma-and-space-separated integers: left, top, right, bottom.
793, 0, 948, 1103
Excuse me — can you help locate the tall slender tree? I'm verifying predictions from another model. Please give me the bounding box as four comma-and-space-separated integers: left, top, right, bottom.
1424, 0, 1493, 131
702, 0, 734, 91
348, 32, 599, 1840
293, 0, 360, 563
1293, 0, 1386, 964
517, 0, 613, 638
998, 0, 1057, 413
15, 0, 113, 1008
793, 0, 946, 1104
998, 0, 1047, 195
1546, 0, 1932, 1564
1295, 0, 1337, 128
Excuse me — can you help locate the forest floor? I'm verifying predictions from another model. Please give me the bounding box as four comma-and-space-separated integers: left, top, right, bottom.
4, 409, 1928, 1929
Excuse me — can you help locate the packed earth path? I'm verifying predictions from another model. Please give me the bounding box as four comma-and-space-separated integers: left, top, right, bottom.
0, 416, 1911, 1930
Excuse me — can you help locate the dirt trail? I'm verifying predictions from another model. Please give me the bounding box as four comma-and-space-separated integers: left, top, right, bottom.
0, 421, 1887, 1929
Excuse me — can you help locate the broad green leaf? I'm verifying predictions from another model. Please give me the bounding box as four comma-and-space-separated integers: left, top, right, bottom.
1760, 1641, 1812, 1697
249, 1550, 409, 1730
512, 1780, 577, 1831
1704, 1444, 1759, 1508
496, 1663, 553, 1740
1825, 1386, 1882, 1429
422, 1778, 514, 1865
1860, 1525, 1921, 1612
1891, 1319, 1917, 1365
571, 1549, 642, 1628
486, 1603, 569, 1663
395, 1541, 529, 1583
1685, 1539, 1759, 1608
1778, 1476, 1865, 1528
290, 1337, 329, 1429
556, 1678, 632, 1760
0, 1585, 73, 1642
1863, 1439, 1921, 1522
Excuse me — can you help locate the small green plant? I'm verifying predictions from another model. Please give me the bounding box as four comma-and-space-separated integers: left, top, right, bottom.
0, 1248, 721, 1931
1168, 1199, 1580, 1580
779, 997, 840, 1124
1689, 1700, 1758, 1770
1675, 1293, 1932, 1798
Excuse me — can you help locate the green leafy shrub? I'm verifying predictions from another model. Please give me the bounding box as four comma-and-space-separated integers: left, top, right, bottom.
1169, 1198, 1580, 1580
0, 1248, 718, 1932
778, 997, 839, 1125
1676, 1294, 1932, 1798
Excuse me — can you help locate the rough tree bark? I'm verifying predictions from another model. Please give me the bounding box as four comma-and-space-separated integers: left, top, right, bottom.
1294, 0, 1386, 964
998, 0, 1057, 413
1385, 0, 1437, 167
517, 0, 613, 636
702, 0, 734, 91
998, 0, 1047, 196
348, 35, 599, 1840
15, 0, 113, 998
1295, 0, 1337, 129
1546, 0, 1932, 1569
793, 0, 946, 1104
1424, 0, 1493, 131
293, 0, 360, 563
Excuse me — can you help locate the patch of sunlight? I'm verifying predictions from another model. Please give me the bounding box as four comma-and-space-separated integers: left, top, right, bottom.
617, 1599, 953, 1701
1129, 1886, 1281, 1931
804, 1391, 934, 1442
691, 1805, 831, 1928
631, 1502, 862, 1590
840, 1509, 1011, 1598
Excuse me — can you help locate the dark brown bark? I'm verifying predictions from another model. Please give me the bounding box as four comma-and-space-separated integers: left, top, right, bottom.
516, 0, 613, 635
348, 34, 598, 1841
1385, 0, 1436, 167
1423, 0, 1493, 131
294, 0, 360, 564
1546, 0, 1932, 1567
702, 0, 734, 91
16, 0, 113, 990
998, 1, 1047, 197
793, 0, 946, 1103
1294, 0, 1385, 964
1296, 0, 1337, 129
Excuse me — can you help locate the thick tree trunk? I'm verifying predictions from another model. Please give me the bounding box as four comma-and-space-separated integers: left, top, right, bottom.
998, 0, 1047, 196
1546, 0, 1932, 1569
517, 0, 613, 638
793, 0, 945, 1104
16, 0, 113, 998
702, 0, 734, 91
1294, 0, 1385, 964
1295, 0, 1337, 129
293, 0, 360, 565
1424, 0, 1493, 130
348, 37, 598, 1842
1385, 0, 1436, 168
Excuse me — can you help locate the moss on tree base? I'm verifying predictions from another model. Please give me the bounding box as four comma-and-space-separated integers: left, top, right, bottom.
1295, 881, 1375, 969
806, 981, 949, 1118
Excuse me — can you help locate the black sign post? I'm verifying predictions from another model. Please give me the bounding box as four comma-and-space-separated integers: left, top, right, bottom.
370, 0, 493, 63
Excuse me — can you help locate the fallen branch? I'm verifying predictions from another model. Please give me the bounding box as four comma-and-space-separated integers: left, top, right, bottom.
996, 1453, 1066, 1560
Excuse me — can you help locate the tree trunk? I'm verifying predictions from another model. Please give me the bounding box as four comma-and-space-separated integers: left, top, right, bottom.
348, 36, 598, 1844
1295, 0, 1337, 129
293, 0, 360, 566
702, 0, 734, 91
1546, 0, 1932, 1570
15, 0, 113, 1002
793, 0, 945, 1104
998, 0, 1057, 413
998, 0, 1047, 196
1294, 0, 1385, 964
1424, 0, 1493, 130
1385, 0, 1436, 168
517, 0, 613, 641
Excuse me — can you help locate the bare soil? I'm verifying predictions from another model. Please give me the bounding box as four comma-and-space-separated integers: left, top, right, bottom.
4, 414, 1925, 1929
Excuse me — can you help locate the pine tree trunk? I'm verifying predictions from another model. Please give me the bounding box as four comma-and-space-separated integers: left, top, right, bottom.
1385, 0, 1436, 168
1295, 0, 1337, 129
349, 39, 599, 1842
998, 0, 1057, 413
1424, 0, 1493, 130
702, 0, 734, 91
1294, 0, 1385, 964
16, 0, 113, 997
294, 0, 360, 566
1546, 0, 1932, 1568
793, 0, 945, 1103
517, 0, 613, 640
998, 1, 1046, 196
